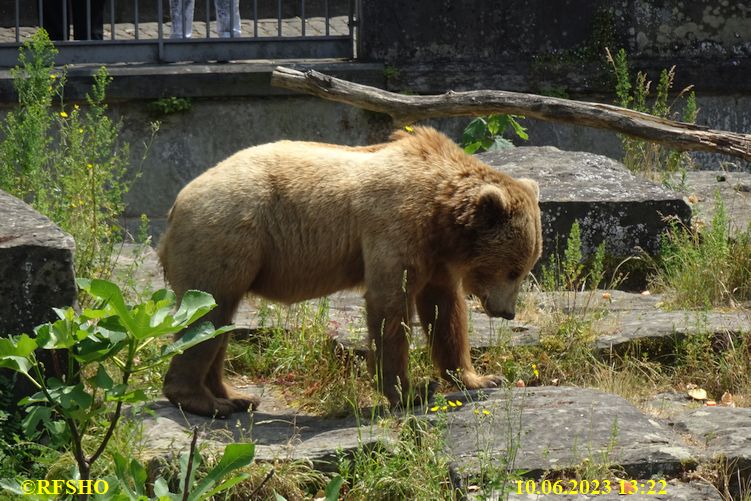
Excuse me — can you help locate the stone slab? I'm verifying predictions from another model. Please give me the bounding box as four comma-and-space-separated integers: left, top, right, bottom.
681, 170, 751, 236
0, 190, 77, 400
0, 190, 77, 334
478, 147, 692, 263
139, 387, 394, 472
139, 386, 699, 492
671, 407, 751, 497
439, 386, 695, 480
594, 309, 749, 356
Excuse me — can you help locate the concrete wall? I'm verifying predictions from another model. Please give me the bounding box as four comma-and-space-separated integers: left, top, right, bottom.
360, 0, 751, 63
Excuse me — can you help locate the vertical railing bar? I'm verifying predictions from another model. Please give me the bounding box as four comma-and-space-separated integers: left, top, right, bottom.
229, 0, 235, 38
206, 0, 210, 38
134, 0, 139, 40
182, 0, 187, 37
355, 0, 361, 57
253, 0, 257, 37
63, 0, 68, 39
324, 0, 329, 36
277, 0, 282, 36
301, 0, 305, 37
15, 0, 20, 43
38, 0, 43, 33
348, 0, 353, 37
110, 0, 115, 40
158, 0, 164, 60
87, 0, 92, 40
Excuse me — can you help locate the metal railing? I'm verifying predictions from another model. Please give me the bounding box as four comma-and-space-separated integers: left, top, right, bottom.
0, 0, 356, 66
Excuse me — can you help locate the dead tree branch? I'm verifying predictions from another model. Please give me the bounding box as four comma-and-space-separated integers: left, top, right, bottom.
270, 66, 751, 162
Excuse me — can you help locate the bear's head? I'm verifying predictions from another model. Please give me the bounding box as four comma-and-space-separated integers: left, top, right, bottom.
459, 177, 542, 320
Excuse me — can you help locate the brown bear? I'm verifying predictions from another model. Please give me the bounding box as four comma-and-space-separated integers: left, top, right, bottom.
158, 126, 542, 417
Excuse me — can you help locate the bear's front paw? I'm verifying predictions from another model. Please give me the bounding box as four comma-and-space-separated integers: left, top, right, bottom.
461, 372, 506, 390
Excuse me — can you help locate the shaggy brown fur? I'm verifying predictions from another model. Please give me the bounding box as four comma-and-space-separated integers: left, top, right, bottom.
158, 127, 542, 417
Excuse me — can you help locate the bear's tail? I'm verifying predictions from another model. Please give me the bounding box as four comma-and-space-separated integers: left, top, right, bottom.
156, 206, 174, 285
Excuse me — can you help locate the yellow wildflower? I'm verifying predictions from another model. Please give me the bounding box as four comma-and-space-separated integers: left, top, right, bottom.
87, 163, 93, 170
60, 111, 68, 118
430, 405, 439, 412
404, 125, 414, 133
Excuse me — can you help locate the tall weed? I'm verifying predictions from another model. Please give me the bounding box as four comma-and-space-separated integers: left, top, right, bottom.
607, 48, 697, 180
0, 30, 156, 280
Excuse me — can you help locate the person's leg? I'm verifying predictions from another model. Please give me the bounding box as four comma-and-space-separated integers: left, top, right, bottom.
41, 0, 69, 40
214, 0, 241, 38
170, 0, 195, 38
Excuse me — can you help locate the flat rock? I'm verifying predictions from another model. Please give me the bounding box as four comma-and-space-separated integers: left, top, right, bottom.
594, 309, 748, 356
680, 170, 751, 236
139, 387, 394, 472
478, 147, 692, 262
441, 386, 695, 480
671, 407, 751, 497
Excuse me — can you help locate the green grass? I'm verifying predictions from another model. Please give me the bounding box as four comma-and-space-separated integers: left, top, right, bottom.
650, 194, 751, 309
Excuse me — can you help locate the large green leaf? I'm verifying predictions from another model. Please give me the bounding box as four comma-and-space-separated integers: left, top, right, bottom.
0, 334, 37, 376
106, 384, 148, 404
189, 443, 255, 500
173, 290, 217, 327
325, 475, 345, 501
90, 365, 113, 390
46, 380, 93, 411
156, 322, 233, 360
78, 278, 137, 334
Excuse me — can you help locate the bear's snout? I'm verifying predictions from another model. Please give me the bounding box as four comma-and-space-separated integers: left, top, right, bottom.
481, 297, 516, 320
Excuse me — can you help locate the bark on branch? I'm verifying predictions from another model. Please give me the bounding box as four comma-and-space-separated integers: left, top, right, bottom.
270, 66, 751, 162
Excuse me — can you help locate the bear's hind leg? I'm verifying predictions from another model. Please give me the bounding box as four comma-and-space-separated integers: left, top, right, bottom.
416, 283, 505, 391
163, 294, 245, 418
205, 331, 260, 412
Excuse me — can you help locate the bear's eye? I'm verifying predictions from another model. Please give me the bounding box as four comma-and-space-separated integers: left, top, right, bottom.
508, 271, 521, 281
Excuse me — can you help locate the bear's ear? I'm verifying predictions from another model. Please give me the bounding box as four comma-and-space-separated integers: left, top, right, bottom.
475, 185, 510, 225
518, 178, 540, 201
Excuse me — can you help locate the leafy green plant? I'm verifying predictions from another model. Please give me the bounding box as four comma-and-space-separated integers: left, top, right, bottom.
461, 114, 528, 154
109, 428, 255, 501
0, 279, 231, 498
0, 30, 158, 280
607, 48, 697, 178
541, 221, 610, 294
148, 96, 192, 116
